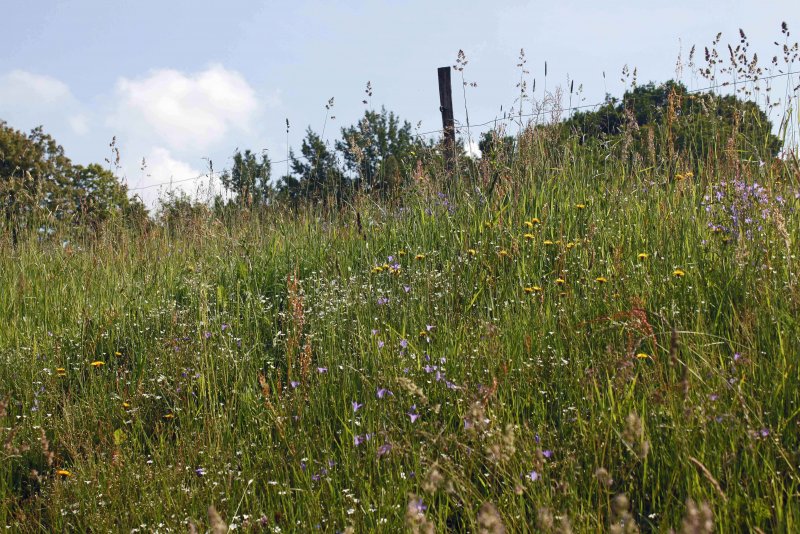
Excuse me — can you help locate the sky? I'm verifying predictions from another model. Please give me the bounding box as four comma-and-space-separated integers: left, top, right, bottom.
2, 0, 798, 207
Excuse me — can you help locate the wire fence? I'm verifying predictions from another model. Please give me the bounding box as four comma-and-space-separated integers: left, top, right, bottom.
127, 70, 798, 193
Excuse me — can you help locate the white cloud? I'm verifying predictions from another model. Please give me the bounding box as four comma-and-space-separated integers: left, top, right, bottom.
110, 64, 259, 152
0, 70, 72, 104
127, 147, 222, 209
464, 139, 482, 159
0, 70, 90, 136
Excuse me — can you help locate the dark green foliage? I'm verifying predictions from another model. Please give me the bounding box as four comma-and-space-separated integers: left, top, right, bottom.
279, 128, 348, 205
563, 80, 782, 170
1, 120, 145, 237
220, 149, 273, 207
336, 107, 422, 193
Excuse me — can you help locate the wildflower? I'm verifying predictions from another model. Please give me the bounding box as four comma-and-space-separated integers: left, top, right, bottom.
415, 254, 426, 261
317, 367, 328, 373
371, 266, 384, 274
352, 401, 363, 413
543, 240, 554, 246
528, 470, 539, 481
122, 402, 131, 409
90, 361, 104, 368
468, 248, 477, 256
397, 250, 406, 256
163, 413, 174, 420
673, 268, 686, 278
400, 339, 408, 349
524, 220, 534, 229
377, 388, 393, 399
56, 368, 66, 376
377, 442, 392, 457
290, 381, 300, 388
114, 351, 122, 357
595, 276, 608, 283
566, 242, 576, 249
195, 467, 206, 477
56, 469, 72, 478
499, 249, 509, 257
523, 233, 535, 240
637, 253, 649, 260
576, 203, 586, 209
407, 405, 420, 423
530, 217, 541, 225
477, 502, 506, 533
555, 278, 566, 285
636, 353, 650, 359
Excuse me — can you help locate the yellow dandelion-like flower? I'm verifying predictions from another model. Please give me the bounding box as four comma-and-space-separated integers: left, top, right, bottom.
637, 253, 649, 260
524, 286, 543, 294
114, 351, 122, 357
576, 203, 586, 209
499, 249, 510, 257
566, 242, 576, 250
122, 402, 131, 409
543, 240, 554, 246
56, 469, 72, 478
595, 276, 608, 284
636, 353, 650, 359
524, 221, 534, 229
163, 413, 175, 420
90, 361, 105, 368
56, 367, 67, 376
523, 233, 535, 240
418, 330, 428, 339
467, 248, 477, 256
530, 217, 541, 225
397, 250, 406, 256
415, 254, 426, 261
673, 268, 686, 278
371, 266, 383, 274
555, 278, 566, 285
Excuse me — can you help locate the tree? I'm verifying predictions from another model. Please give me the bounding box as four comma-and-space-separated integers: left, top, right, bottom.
279, 128, 348, 204
1, 121, 142, 238
336, 108, 421, 193
563, 80, 782, 168
220, 149, 273, 207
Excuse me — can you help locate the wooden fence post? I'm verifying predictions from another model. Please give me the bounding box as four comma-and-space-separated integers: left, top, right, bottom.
437, 66, 456, 174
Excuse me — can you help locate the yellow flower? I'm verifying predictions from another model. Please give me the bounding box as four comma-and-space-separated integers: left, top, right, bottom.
543, 240, 554, 246
90, 361, 105, 368
122, 402, 131, 409
371, 266, 383, 274
56, 367, 66, 376
524, 221, 534, 229
673, 268, 686, 278
524, 286, 543, 294
530, 217, 541, 225
397, 250, 406, 256
467, 248, 477, 256
576, 203, 586, 209
415, 254, 426, 261
523, 233, 535, 240
637, 253, 649, 260
56, 469, 72, 478
566, 242, 576, 250
595, 276, 608, 284
499, 249, 510, 258
636, 353, 650, 359
555, 278, 566, 285
114, 351, 122, 357
163, 413, 175, 420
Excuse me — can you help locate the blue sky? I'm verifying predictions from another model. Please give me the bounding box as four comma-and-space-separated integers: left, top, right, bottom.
2, 1, 797, 206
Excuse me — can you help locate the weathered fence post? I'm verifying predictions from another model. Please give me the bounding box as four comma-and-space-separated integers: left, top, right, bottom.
437, 66, 456, 174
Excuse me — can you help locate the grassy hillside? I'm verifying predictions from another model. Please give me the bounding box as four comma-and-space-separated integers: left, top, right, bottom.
1, 127, 800, 531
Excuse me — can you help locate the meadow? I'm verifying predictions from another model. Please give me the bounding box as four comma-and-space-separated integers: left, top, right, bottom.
2, 76, 800, 532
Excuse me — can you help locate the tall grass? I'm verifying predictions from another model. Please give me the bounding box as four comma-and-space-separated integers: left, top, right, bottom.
2, 32, 800, 532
